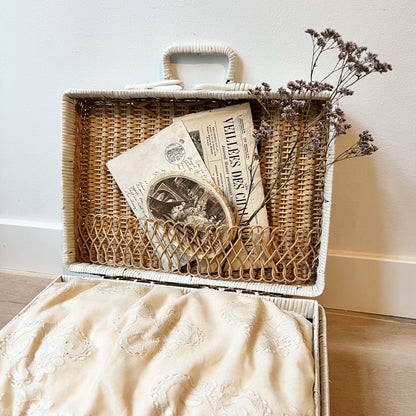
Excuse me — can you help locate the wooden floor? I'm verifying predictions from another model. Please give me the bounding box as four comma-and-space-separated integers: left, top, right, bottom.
1, 270, 415, 415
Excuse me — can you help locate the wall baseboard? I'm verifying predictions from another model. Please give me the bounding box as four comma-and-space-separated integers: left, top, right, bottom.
1, 222, 415, 318
0, 221, 62, 276
320, 251, 416, 319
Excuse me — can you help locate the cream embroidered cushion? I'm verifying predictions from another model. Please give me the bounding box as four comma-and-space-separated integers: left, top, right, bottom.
0, 279, 315, 416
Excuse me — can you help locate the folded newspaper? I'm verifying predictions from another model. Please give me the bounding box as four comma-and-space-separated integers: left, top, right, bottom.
174, 103, 269, 229
107, 104, 269, 273
107, 121, 234, 271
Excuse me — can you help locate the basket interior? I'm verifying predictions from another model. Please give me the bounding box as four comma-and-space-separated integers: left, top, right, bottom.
69, 97, 328, 286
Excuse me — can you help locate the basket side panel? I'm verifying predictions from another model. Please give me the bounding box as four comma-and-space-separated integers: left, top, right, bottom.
62, 96, 77, 267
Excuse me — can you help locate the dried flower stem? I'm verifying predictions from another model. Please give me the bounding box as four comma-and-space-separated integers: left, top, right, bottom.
243, 28, 391, 226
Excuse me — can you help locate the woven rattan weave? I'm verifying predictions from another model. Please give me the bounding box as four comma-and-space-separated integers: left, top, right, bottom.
67, 96, 328, 285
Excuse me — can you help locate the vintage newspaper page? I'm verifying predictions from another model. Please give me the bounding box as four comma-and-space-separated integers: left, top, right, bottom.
174, 103, 269, 229
107, 121, 213, 218
107, 121, 233, 270
175, 104, 270, 271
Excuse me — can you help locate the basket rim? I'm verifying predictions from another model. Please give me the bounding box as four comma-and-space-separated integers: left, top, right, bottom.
63, 88, 331, 101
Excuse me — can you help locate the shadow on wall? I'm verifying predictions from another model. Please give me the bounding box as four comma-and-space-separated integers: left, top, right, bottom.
329, 121, 386, 254
321, 119, 416, 317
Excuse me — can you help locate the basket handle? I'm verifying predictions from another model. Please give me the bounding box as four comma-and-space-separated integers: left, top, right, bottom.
162, 43, 238, 85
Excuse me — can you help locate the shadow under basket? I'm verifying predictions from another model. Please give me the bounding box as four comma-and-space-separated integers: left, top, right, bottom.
63, 91, 334, 298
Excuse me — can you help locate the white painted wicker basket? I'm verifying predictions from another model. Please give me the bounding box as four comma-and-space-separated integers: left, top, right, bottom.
61, 43, 331, 415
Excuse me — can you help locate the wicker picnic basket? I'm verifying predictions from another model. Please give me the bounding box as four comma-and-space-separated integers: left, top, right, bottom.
62, 44, 331, 414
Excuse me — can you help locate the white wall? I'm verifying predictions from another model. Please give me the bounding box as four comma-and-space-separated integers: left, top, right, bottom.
1, 0, 415, 317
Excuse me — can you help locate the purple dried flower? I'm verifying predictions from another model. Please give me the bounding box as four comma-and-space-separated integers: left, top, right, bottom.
317, 37, 326, 47
286, 80, 333, 94
287, 81, 301, 92
261, 82, 271, 92
358, 130, 378, 155
277, 87, 290, 97
334, 107, 345, 117
248, 86, 262, 96
281, 105, 297, 121
345, 41, 358, 53
292, 99, 306, 108
308, 130, 321, 150
242, 28, 389, 217
339, 87, 354, 96
359, 130, 373, 141
248, 83, 272, 97
321, 28, 341, 39
305, 28, 320, 38
373, 60, 393, 73
322, 101, 333, 112
335, 122, 352, 136
311, 136, 321, 148
329, 106, 351, 136
253, 120, 273, 142
307, 28, 391, 84
305, 145, 314, 154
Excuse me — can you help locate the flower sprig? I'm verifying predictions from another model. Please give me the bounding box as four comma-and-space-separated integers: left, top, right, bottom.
243, 28, 391, 225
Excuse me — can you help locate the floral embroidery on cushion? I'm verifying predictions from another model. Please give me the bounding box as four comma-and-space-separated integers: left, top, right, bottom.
115, 317, 160, 357
8, 361, 32, 387
254, 319, 303, 357
161, 322, 204, 357
221, 300, 259, 335
185, 379, 240, 412
0, 389, 76, 416
152, 374, 192, 414
114, 300, 204, 358
221, 390, 271, 416
0, 321, 44, 364
28, 324, 93, 382
3, 390, 74, 416
152, 375, 271, 416
113, 301, 163, 357
0, 321, 92, 385
221, 299, 306, 357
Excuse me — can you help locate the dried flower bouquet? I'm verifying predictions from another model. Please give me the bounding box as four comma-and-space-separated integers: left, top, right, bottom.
243, 28, 392, 225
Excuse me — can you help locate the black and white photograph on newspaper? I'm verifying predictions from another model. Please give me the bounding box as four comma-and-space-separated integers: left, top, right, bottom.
144, 172, 234, 228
